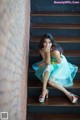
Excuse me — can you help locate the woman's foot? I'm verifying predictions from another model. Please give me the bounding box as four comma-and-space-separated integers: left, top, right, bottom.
39, 89, 49, 103
67, 92, 79, 104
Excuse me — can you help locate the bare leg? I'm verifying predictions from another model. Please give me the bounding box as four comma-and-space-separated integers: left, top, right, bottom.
48, 80, 78, 103
41, 71, 49, 98
48, 80, 70, 96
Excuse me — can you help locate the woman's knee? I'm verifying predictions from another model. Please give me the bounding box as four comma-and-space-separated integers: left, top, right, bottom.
44, 71, 49, 74
44, 71, 50, 78
48, 80, 53, 85
48, 80, 55, 87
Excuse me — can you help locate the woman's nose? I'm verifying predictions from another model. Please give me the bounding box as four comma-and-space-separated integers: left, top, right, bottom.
47, 43, 49, 46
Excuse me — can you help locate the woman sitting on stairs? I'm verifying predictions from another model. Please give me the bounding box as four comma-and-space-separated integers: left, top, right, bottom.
32, 33, 79, 103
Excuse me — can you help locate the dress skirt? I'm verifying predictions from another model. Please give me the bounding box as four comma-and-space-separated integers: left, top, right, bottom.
32, 54, 78, 87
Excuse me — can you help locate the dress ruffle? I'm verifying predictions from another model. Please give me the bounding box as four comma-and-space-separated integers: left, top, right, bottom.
32, 54, 78, 87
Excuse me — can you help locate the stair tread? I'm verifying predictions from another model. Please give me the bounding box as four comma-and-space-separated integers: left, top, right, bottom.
28, 96, 80, 106
28, 113, 80, 120
28, 80, 80, 89
31, 11, 80, 16
30, 36, 80, 43
31, 23, 80, 29
30, 50, 80, 56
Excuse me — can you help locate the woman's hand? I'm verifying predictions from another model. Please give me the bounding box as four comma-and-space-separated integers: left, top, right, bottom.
43, 44, 51, 53
42, 44, 51, 64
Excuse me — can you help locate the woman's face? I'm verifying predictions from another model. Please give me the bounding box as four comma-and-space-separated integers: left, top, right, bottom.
43, 38, 52, 48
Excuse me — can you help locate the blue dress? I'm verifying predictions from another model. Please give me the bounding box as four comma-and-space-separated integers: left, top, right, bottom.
32, 53, 78, 87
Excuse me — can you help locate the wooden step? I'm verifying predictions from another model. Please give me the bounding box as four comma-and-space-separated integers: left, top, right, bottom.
27, 113, 80, 120
28, 67, 80, 83
31, 0, 80, 12
31, 23, 80, 29
29, 58, 80, 68
28, 96, 80, 114
31, 29, 80, 36
29, 51, 80, 65
31, 11, 80, 16
30, 65, 80, 72
30, 50, 80, 56
30, 36, 80, 43
28, 79, 80, 89
28, 96, 80, 106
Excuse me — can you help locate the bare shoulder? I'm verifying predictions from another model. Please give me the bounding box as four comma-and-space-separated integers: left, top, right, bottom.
52, 50, 60, 56
52, 50, 61, 63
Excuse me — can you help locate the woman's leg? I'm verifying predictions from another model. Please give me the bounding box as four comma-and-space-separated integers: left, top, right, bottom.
41, 71, 49, 97
48, 80, 78, 103
48, 80, 70, 96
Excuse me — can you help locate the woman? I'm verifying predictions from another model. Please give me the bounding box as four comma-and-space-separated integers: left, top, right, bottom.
32, 33, 79, 103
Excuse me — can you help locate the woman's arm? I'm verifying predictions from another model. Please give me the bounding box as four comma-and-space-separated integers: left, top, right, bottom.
45, 52, 51, 65
37, 49, 46, 67
38, 43, 52, 66
43, 44, 51, 65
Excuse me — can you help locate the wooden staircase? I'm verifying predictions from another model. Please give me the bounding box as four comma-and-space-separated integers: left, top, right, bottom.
27, 0, 80, 119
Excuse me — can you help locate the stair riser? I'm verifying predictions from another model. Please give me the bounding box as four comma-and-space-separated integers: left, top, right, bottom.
31, 29, 80, 36
31, 0, 80, 11
28, 72, 80, 80
28, 88, 80, 97
31, 16, 80, 24
30, 43, 80, 50
28, 106, 80, 114
29, 56, 80, 64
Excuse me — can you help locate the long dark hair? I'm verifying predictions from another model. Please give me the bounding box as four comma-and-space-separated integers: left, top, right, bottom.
39, 33, 63, 54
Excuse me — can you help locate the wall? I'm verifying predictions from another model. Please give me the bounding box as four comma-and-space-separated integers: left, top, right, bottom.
0, 0, 30, 120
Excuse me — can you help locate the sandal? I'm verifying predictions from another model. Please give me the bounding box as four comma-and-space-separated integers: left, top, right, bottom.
68, 92, 79, 104
39, 89, 49, 103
